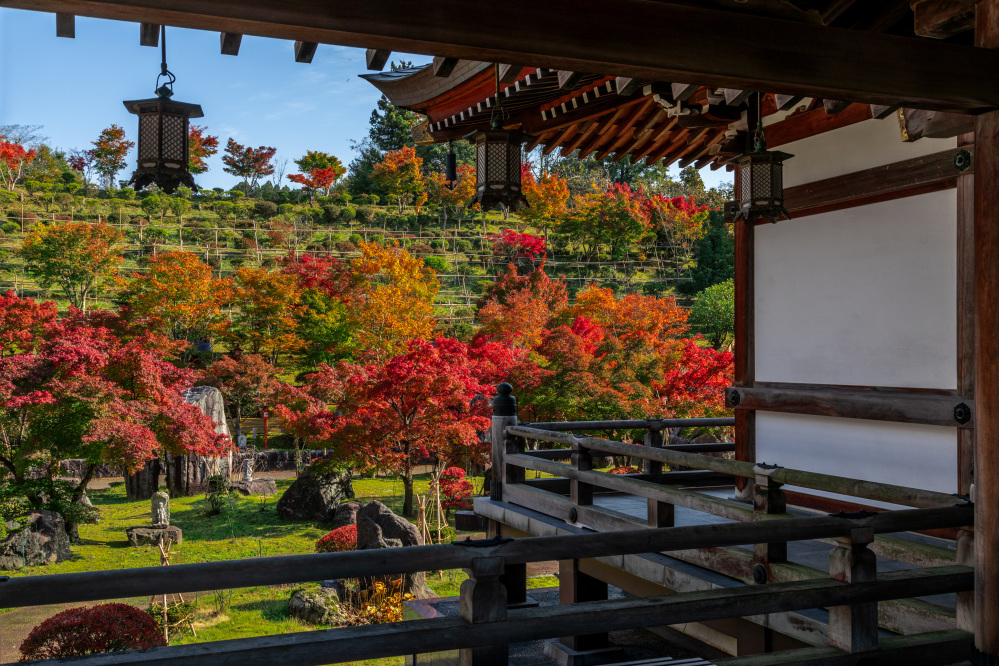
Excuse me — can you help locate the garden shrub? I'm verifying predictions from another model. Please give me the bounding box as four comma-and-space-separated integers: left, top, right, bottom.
455, 239, 473, 253
315, 524, 358, 553
335, 241, 357, 254
423, 256, 449, 274
409, 243, 432, 257
348, 233, 363, 246
1, 221, 18, 234
439, 467, 473, 514
330, 194, 351, 206
357, 206, 376, 224
341, 206, 357, 222
609, 466, 641, 475
254, 201, 278, 218
19, 603, 166, 660
321, 205, 342, 225
429, 239, 443, 250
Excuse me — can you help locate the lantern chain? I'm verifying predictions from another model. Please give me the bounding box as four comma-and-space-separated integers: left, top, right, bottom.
155, 25, 176, 98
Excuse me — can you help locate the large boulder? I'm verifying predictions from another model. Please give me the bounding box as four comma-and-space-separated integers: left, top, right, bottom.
165, 386, 233, 497
356, 501, 433, 599
125, 525, 183, 548
332, 501, 362, 528
230, 478, 278, 496
277, 468, 354, 522
288, 584, 348, 625
0, 511, 72, 570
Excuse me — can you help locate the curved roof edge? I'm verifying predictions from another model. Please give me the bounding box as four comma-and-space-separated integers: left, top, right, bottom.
359, 60, 492, 111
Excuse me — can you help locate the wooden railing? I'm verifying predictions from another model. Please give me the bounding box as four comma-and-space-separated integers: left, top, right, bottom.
0, 505, 974, 665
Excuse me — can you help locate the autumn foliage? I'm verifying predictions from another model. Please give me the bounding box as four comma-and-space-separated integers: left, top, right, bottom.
372, 147, 425, 213
0, 135, 36, 190
221, 138, 277, 189
19, 603, 166, 661
315, 524, 358, 553
188, 125, 220, 175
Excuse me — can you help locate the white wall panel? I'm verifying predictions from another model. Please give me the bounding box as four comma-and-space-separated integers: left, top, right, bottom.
781, 117, 956, 187
756, 412, 957, 507
755, 190, 956, 389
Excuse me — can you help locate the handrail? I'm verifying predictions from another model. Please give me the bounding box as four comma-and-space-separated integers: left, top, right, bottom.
526, 417, 734, 432
0, 505, 972, 610
506, 425, 961, 509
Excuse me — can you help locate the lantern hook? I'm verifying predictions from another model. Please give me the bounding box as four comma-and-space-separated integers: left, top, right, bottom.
752, 93, 766, 152
154, 25, 176, 98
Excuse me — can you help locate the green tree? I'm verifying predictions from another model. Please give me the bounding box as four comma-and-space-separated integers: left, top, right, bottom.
680, 209, 734, 295
140, 195, 161, 223
688, 278, 734, 348
20, 221, 124, 312
90, 125, 134, 190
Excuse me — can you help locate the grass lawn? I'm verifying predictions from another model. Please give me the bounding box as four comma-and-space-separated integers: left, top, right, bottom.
2, 472, 558, 665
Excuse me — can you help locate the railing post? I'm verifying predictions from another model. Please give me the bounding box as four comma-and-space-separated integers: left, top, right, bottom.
545, 559, 624, 665
490, 383, 517, 502
753, 464, 787, 564
570, 440, 593, 509
958, 527, 976, 632
645, 425, 674, 527
828, 526, 878, 653
459, 555, 508, 666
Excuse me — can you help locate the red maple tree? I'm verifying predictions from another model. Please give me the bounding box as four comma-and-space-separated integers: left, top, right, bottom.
188, 125, 220, 175
221, 138, 277, 190
0, 135, 36, 190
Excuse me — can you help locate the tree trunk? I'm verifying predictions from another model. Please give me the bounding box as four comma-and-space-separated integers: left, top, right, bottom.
125, 457, 161, 500
403, 450, 415, 517
65, 464, 98, 542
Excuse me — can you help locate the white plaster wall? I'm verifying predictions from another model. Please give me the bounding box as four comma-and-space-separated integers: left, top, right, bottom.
781, 116, 956, 187
751, 117, 960, 500
756, 412, 957, 506
755, 190, 957, 388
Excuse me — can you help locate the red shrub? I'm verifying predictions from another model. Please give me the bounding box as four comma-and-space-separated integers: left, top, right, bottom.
315, 524, 358, 553
439, 466, 474, 513
19, 603, 166, 661
609, 466, 641, 475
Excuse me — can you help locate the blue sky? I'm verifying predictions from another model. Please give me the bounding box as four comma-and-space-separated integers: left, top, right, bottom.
0, 8, 731, 192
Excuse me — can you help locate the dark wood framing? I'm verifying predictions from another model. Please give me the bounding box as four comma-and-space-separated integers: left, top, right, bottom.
772, 145, 972, 221
956, 132, 975, 497
725, 385, 974, 428
733, 139, 755, 495
9, 0, 999, 112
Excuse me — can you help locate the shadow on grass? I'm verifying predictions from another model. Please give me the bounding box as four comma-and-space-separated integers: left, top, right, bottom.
233, 597, 291, 622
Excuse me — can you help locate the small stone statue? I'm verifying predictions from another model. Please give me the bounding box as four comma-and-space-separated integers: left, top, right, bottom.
151, 491, 170, 527
237, 433, 247, 450
242, 457, 254, 483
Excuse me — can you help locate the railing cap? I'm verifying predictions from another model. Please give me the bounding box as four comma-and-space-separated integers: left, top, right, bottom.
493, 383, 517, 417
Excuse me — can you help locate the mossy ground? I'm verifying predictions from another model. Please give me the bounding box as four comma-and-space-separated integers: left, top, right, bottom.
0, 473, 558, 664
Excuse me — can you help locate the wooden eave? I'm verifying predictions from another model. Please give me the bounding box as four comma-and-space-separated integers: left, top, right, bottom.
5, 0, 996, 113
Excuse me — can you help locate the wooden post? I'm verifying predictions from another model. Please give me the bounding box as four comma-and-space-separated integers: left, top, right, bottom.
499, 562, 531, 607
958, 528, 975, 632
753, 465, 787, 564
570, 441, 593, 509
733, 101, 756, 501
828, 527, 877, 653
458, 556, 508, 666
975, 3, 999, 660
490, 383, 517, 502
644, 427, 674, 527
545, 559, 623, 665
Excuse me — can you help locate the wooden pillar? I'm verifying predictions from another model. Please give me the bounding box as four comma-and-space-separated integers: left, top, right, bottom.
558, 560, 610, 652
975, 3, 999, 659
753, 466, 787, 564
733, 100, 756, 500
645, 428, 674, 527
500, 561, 528, 606
959, 528, 976, 632
827, 527, 878, 653
957, 130, 976, 497
459, 556, 508, 666
490, 383, 517, 502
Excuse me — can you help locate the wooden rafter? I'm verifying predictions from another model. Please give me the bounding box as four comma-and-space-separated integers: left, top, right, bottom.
557, 70, 583, 89
613, 108, 668, 162
433, 56, 459, 77
497, 63, 522, 83
294, 40, 317, 63
543, 124, 578, 155
56, 12, 74, 37
220, 31, 242, 55
615, 76, 642, 96
9, 0, 999, 112
595, 98, 654, 160
139, 21, 159, 46
632, 117, 679, 161
365, 48, 390, 71
561, 120, 600, 156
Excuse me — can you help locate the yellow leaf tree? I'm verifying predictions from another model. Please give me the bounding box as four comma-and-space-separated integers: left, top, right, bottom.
348, 242, 439, 358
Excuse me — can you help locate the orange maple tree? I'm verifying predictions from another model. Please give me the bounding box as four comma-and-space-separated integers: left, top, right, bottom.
519, 169, 570, 238
371, 146, 425, 213
229, 267, 305, 364
117, 251, 233, 344
426, 162, 476, 226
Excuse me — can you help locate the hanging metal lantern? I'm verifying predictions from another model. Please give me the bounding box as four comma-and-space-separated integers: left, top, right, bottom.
467, 118, 529, 211
123, 26, 202, 194
730, 118, 793, 224
466, 65, 530, 211
445, 142, 458, 189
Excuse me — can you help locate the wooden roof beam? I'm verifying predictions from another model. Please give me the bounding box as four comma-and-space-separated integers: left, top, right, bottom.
543, 124, 579, 155
632, 117, 679, 161
871, 103, 901, 119
366, 48, 391, 71
433, 56, 460, 77
615, 76, 642, 96
524, 132, 549, 153
557, 70, 583, 89
822, 99, 851, 115
220, 32, 242, 55
56, 12, 74, 37
671, 83, 699, 102
497, 64, 522, 84
295, 40, 317, 63
561, 120, 599, 156
912, 0, 977, 38
18, 0, 999, 112
139, 22, 158, 47
613, 108, 668, 161
723, 88, 753, 106
596, 98, 654, 160
775, 94, 804, 111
